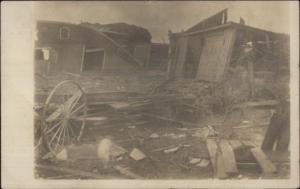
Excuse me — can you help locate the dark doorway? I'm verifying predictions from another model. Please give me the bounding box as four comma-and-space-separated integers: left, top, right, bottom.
82, 50, 104, 72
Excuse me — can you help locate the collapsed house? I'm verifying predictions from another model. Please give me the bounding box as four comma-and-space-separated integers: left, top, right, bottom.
35, 20, 169, 75
35, 20, 150, 75
168, 9, 289, 85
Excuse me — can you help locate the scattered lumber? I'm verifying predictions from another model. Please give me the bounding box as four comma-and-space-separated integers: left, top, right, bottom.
206, 139, 227, 179
219, 139, 238, 175
36, 164, 111, 179
243, 100, 279, 108
142, 113, 199, 127
113, 165, 143, 179
233, 123, 269, 129
250, 148, 277, 174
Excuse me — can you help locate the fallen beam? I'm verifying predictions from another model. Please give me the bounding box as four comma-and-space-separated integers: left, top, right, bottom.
219, 139, 238, 175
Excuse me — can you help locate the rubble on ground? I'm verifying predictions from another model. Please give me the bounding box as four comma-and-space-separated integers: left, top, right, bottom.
34, 70, 290, 179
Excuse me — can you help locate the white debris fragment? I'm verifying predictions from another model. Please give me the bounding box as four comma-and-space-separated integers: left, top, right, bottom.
149, 133, 159, 138
189, 158, 201, 164
130, 148, 146, 161
97, 138, 113, 165
116, 156, 124, 161
164, 146, 180, 154
242, 120, 250, 124
128, 125, 136, 129
178, 128, 188, 131
55, 148, 68, 160
196, 159, 210, 167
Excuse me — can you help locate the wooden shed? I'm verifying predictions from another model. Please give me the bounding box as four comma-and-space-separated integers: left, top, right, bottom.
35, 20, 146, 75
168, 10, 289, 83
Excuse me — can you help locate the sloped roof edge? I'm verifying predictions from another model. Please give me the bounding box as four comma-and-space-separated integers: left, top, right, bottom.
171, 21, 288, 38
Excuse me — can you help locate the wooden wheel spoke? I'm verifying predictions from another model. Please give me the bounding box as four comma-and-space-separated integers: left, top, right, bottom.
54, 121, 66, 151
45, 120, 63, 134
64, 91, 82, 111
61, 124, 66, 148
70, 103, 85, 116
43, 81, 86, 153
69, 92, 82, 113
66, 125, 70, 144
46, 106, 65, 122
49, 124, 63, 146
69, 122, 76, 137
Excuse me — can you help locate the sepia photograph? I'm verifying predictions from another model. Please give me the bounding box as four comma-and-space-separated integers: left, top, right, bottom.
1, 1, 299, 188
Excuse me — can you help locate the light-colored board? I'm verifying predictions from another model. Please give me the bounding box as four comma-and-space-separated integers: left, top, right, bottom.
229, 140, 243, 150
206, 139, 227, 179
219, 139, 238, 175
250, 148, 277, 174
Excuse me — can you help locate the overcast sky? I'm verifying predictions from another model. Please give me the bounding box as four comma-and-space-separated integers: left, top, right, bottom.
34, 1, 291, 42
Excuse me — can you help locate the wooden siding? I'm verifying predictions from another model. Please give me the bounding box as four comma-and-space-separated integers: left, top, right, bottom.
60, 43, 85, 74
133, 44, 151, 68
196, 28, 236, 82
171, 36, 188, 77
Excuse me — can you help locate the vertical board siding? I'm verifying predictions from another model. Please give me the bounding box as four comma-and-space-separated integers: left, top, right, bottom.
60, 44, 85, 74
196, 28, 236, 82
174, 36, 189, 76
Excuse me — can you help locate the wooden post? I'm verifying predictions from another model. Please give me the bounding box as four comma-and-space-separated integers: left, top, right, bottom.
247, 59, 254, 98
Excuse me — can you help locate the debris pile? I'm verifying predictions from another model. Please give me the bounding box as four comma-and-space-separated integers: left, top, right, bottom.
34, 71, 289, 179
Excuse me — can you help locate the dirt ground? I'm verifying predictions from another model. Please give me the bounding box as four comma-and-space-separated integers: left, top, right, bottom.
34, 71, 290, 179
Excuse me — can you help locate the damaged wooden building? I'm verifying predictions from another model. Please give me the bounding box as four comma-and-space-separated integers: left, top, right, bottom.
35, 20, 169, 75
168, 9, 289, 84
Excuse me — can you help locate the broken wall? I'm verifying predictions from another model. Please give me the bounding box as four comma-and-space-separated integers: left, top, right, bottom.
195, 27, 236, 82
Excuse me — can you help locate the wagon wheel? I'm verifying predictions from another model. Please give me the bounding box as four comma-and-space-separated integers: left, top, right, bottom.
42, 80, 87, 154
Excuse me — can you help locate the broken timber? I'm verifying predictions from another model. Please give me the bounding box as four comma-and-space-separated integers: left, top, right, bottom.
250, 148, 277, 174
206, 139, 227, 179
219, 140, 238, 175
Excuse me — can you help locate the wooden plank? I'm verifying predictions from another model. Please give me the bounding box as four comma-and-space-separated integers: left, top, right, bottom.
36, 164, 112, 179
196, 28, 236, 82
85, 48, 105, 53
174, 37, 188, 76
219, 139, 238, 175
216, 150, 228, 179
250, 148, 277, 174
229, 140, 243, 150
243, 100, 279, 108
241, 140, 256, 148
206, 139, 227, 179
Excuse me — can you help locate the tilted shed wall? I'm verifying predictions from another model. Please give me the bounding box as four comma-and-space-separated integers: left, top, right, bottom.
196, 27, 236, 82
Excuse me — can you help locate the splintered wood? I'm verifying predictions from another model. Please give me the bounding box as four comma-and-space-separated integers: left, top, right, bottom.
206, 139, 238, 179
250, 148, 277, 174
219, 140, 238, 175
206, 139, 227, 179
